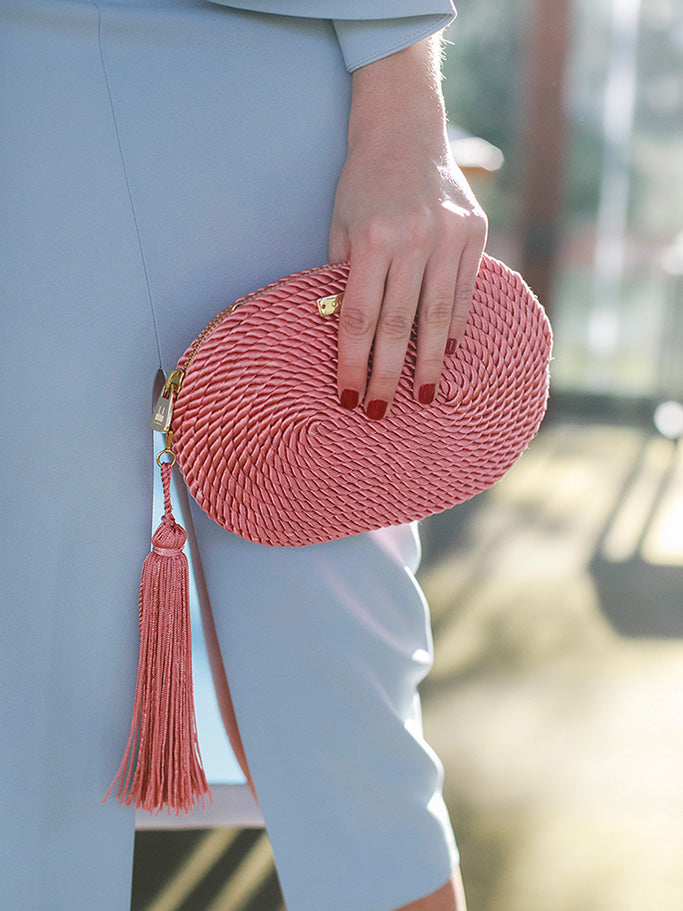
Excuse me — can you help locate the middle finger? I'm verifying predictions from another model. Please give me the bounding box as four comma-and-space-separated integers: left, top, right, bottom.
363, 255, 426, 419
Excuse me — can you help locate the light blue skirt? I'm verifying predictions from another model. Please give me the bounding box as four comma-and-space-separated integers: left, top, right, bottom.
0, 2, 458, 908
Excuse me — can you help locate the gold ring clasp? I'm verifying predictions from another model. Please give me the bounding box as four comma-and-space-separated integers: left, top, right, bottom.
156, 429, 177, 467
156, 449, 177, 468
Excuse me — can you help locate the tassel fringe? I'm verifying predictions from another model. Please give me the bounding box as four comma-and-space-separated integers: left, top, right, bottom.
104, 460, 211, 816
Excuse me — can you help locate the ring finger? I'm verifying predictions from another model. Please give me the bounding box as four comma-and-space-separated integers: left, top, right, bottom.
412, 249, 462, 403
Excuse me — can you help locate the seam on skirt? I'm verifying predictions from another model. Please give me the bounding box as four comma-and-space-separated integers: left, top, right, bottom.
91, 0, 164, 371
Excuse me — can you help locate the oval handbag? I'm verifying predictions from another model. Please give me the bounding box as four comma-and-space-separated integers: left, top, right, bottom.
164, 253, 552, 546
106, 252, 553, 815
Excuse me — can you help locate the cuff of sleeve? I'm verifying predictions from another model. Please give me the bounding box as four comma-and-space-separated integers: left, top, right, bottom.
333, 13, 455, 72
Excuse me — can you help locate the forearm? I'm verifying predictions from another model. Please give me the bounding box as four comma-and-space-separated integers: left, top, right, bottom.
347, 35, 449, 157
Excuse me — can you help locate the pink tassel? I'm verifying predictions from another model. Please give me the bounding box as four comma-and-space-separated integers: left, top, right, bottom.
104, 460, 211, 816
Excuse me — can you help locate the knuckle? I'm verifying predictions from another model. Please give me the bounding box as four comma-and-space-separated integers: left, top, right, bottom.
403, 209, 433, 246
354, 217, 394, 250
452, 300, 472, 324
469, 208, 489, 243
441, 203, 488, 246
450, 307, 470, 332
380, 311, 413, 338
341, 306, 374, 337
367, 380, 399, 404
419, 353, 444, 374
439, 202, 461, 229
421, 297, 453, 328
370, 371, 399, 387
454, 282, 473, 303
338, 356, 368, 375
354, 210, 436, 252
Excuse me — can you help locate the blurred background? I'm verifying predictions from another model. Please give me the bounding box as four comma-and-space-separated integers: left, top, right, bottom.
133, 1, 683, 908
444, 0, 683, 403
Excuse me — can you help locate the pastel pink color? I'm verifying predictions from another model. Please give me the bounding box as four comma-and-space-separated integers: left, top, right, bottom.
171, 254, 553, 547
104, 461, 210, 817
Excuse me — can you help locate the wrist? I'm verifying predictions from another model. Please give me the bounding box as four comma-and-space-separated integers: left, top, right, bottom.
347, 35, 449, 155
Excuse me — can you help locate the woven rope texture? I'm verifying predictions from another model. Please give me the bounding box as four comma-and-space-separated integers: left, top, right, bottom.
171, 255, 553, 546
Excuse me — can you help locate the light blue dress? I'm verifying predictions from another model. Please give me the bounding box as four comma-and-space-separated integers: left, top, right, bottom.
0, 2, 460, 909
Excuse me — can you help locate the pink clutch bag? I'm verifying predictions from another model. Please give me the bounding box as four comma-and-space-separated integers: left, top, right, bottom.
159, 253, 552, 546
106, 253, 552, 816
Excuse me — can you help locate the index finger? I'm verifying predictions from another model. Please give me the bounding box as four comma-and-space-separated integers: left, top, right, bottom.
336, 249, 389, 409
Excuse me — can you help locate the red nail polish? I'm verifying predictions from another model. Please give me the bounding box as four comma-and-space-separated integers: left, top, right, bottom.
366, 399, 388, 420
445, 338, 457, 356
340, 389, 359, 410
418, 383, 436, 405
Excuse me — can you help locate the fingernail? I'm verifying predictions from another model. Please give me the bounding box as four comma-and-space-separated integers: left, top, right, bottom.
445, 338, 457, 356
366, 399, 388, 421
340, 389, 359, 410
418, 383, 436, 405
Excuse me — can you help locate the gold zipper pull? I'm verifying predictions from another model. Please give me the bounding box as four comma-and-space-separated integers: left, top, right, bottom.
317, 293, 343, 317
150, 369, 185, 432
150, 391, 174, 433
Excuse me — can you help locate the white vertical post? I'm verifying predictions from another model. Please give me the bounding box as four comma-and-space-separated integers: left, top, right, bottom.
588, 0, 642, 376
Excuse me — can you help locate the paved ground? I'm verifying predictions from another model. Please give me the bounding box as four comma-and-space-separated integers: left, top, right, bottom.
133, 401, 683, 911
418, 403, 683, 911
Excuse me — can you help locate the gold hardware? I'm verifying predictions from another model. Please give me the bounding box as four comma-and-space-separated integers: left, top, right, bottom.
150, 268, 348, 465
150, 369, 185, 432
317, 293, 343, 317
150, 393, 174, 433
167, 264, 348, 388
156, 429, 177, 468
164, 369, 185, 394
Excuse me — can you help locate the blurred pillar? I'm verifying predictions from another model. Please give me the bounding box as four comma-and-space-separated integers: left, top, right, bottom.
518, 0, 571, 317
588, 0, 641, 373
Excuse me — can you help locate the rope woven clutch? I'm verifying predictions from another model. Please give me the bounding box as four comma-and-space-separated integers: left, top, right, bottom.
107, 253, 552, 816
157, 253, 553, 547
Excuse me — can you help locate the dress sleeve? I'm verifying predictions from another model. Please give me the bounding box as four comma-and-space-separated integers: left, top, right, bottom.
207, 2, 457, 72
331, 13, 455, 72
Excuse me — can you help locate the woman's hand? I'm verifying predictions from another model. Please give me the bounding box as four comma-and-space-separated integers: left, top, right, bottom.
328, 34, 487, 418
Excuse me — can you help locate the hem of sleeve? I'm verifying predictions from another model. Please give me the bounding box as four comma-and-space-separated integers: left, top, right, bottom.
334, 14, 454, 73
208, 2, 456, 19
